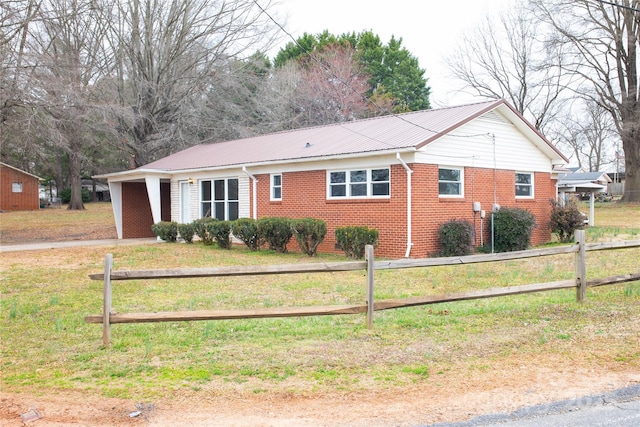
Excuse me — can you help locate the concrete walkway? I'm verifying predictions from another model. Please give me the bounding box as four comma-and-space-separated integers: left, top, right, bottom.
0, 238, 159, 252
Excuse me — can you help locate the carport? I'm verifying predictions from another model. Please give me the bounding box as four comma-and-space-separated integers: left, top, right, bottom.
557, 172, 612, 226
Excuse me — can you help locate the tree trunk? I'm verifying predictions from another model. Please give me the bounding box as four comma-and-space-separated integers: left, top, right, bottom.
67, 151, 85, 210
622, 136, 640, 202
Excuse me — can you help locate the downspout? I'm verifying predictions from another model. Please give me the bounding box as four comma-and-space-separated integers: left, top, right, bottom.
396, 153, 413, 258
242, 166, 258, 219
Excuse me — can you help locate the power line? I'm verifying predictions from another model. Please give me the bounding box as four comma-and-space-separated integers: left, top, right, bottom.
595, 0, 640, 13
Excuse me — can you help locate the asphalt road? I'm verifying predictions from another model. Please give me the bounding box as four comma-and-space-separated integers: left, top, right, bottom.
424, 384, 640, 427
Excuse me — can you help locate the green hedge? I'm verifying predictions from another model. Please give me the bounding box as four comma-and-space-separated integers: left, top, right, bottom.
177, 223, 195, 243
292, 218, 327, 257
257, 217, 292, 253
151, 221, 178, 242
335, 226, 378, 259
437, 219, 474, 257
490, 207, 536, 252
231, 218, 263, 251
193, 217, 219, 245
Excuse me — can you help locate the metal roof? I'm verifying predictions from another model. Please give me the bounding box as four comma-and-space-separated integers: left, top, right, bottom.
104, 99, 567, 176
558, 172, 612, 184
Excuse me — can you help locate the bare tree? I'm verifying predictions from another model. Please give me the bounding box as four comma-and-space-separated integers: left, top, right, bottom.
25, 0, 117, 209
445, 2, 568, 133
550, 98, 617, 171
291, 43, 371, 127
532, 0, 640, 202
105, 0, 280, 167
0, 0, 41, 169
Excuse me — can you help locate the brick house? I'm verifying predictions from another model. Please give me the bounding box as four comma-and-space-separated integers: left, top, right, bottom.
0, 162, 42, 211
96, 99, 568, 258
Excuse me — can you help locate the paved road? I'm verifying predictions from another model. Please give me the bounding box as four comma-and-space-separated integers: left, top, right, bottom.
424, 384, 640, 427
0, 238, 158, 252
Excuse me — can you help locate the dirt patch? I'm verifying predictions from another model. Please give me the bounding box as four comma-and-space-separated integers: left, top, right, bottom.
1, 355, 638, 426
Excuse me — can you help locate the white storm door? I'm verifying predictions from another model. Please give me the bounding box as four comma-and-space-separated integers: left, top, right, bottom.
180, 181, 191, 223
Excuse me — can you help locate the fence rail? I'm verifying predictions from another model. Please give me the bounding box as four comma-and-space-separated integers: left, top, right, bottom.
86, 231, 640, 346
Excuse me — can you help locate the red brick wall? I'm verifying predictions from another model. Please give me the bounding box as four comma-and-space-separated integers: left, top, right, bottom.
252, 164, 555, 258
122, 182, 155, 238
0, 166, 40, 211
161, 182, 171, 222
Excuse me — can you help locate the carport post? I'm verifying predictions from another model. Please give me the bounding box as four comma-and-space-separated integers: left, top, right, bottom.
366, 245, 375, 329
103, 254, 113, 347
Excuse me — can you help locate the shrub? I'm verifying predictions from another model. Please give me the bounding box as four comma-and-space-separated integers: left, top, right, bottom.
231, 218, 263, 251
59, 187, 92, 203
193, 217, 219, 245
209, 220, 232, 249
292, 218, 327, 256
490, 207, 536, 252
257, 217, 293, 253
335, 226, 379, 259
549, 198, 586, 243
437, 219, 475, 257
151, 221, 178, 242
177, 223, 195, 243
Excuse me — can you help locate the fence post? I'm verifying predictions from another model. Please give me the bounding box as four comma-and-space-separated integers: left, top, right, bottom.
103, 253, 113, 347
575, 230, 586, 302
365, 245, 374, 329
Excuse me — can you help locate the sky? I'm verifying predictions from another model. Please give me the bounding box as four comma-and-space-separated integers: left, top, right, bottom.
270, 0, 514, 107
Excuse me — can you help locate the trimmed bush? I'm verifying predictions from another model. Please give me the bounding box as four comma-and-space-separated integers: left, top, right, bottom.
292, 218, 327, 257
151, 221, 178, 242
177, 223, 195, 243
437, 219, 475, 257
232, 218, 263, 251
210, 220, 232, 249
193, 217, 219, 245
549, 198, 586, 243
490, 207, 537, 252
335, 226, 379, 259
257, 217, 293, 253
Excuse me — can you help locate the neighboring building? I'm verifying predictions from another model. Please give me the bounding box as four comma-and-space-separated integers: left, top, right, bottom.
606, 170, 625, 196
96, 99, 568, 258
558, 171, 613, 227
0, 163, 42, 211
81, 179, 111, 202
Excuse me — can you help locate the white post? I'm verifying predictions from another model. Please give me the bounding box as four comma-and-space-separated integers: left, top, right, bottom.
145, 176, 162, 225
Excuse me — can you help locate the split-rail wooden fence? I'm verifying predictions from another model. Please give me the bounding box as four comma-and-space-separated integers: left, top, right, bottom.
86, 230, 640, 346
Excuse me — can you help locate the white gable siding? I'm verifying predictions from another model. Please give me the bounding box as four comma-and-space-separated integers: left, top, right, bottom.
415, 113, 553, 172
238, 175, 250, 219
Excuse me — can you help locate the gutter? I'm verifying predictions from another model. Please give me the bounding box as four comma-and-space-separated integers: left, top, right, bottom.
396, 153, 414, 258
242, 166, 258, 219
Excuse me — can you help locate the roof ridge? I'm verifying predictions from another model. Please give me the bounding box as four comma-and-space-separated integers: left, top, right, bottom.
194, 98, 503, 147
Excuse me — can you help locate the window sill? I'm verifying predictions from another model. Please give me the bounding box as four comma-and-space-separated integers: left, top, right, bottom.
326, 198, 391, 204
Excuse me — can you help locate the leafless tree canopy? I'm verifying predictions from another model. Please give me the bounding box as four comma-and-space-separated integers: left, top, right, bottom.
1, 0, 282, 208
445, 3, 570, 133
448, 0, 640, 201
532, 0, 640, 201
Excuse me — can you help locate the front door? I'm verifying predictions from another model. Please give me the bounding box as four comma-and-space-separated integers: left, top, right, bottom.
180, 181, 191, 223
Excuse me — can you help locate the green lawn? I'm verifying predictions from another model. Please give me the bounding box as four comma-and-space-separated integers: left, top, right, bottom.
1, 202, 639, 399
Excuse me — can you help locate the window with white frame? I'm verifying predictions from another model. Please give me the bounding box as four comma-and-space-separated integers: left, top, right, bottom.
328, 168, 390, 198
438, 167, 463, 197
12, 182, 23, 193
200, 178, 239, 220
515, 172, 534, 198
271, 174, 282, 201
